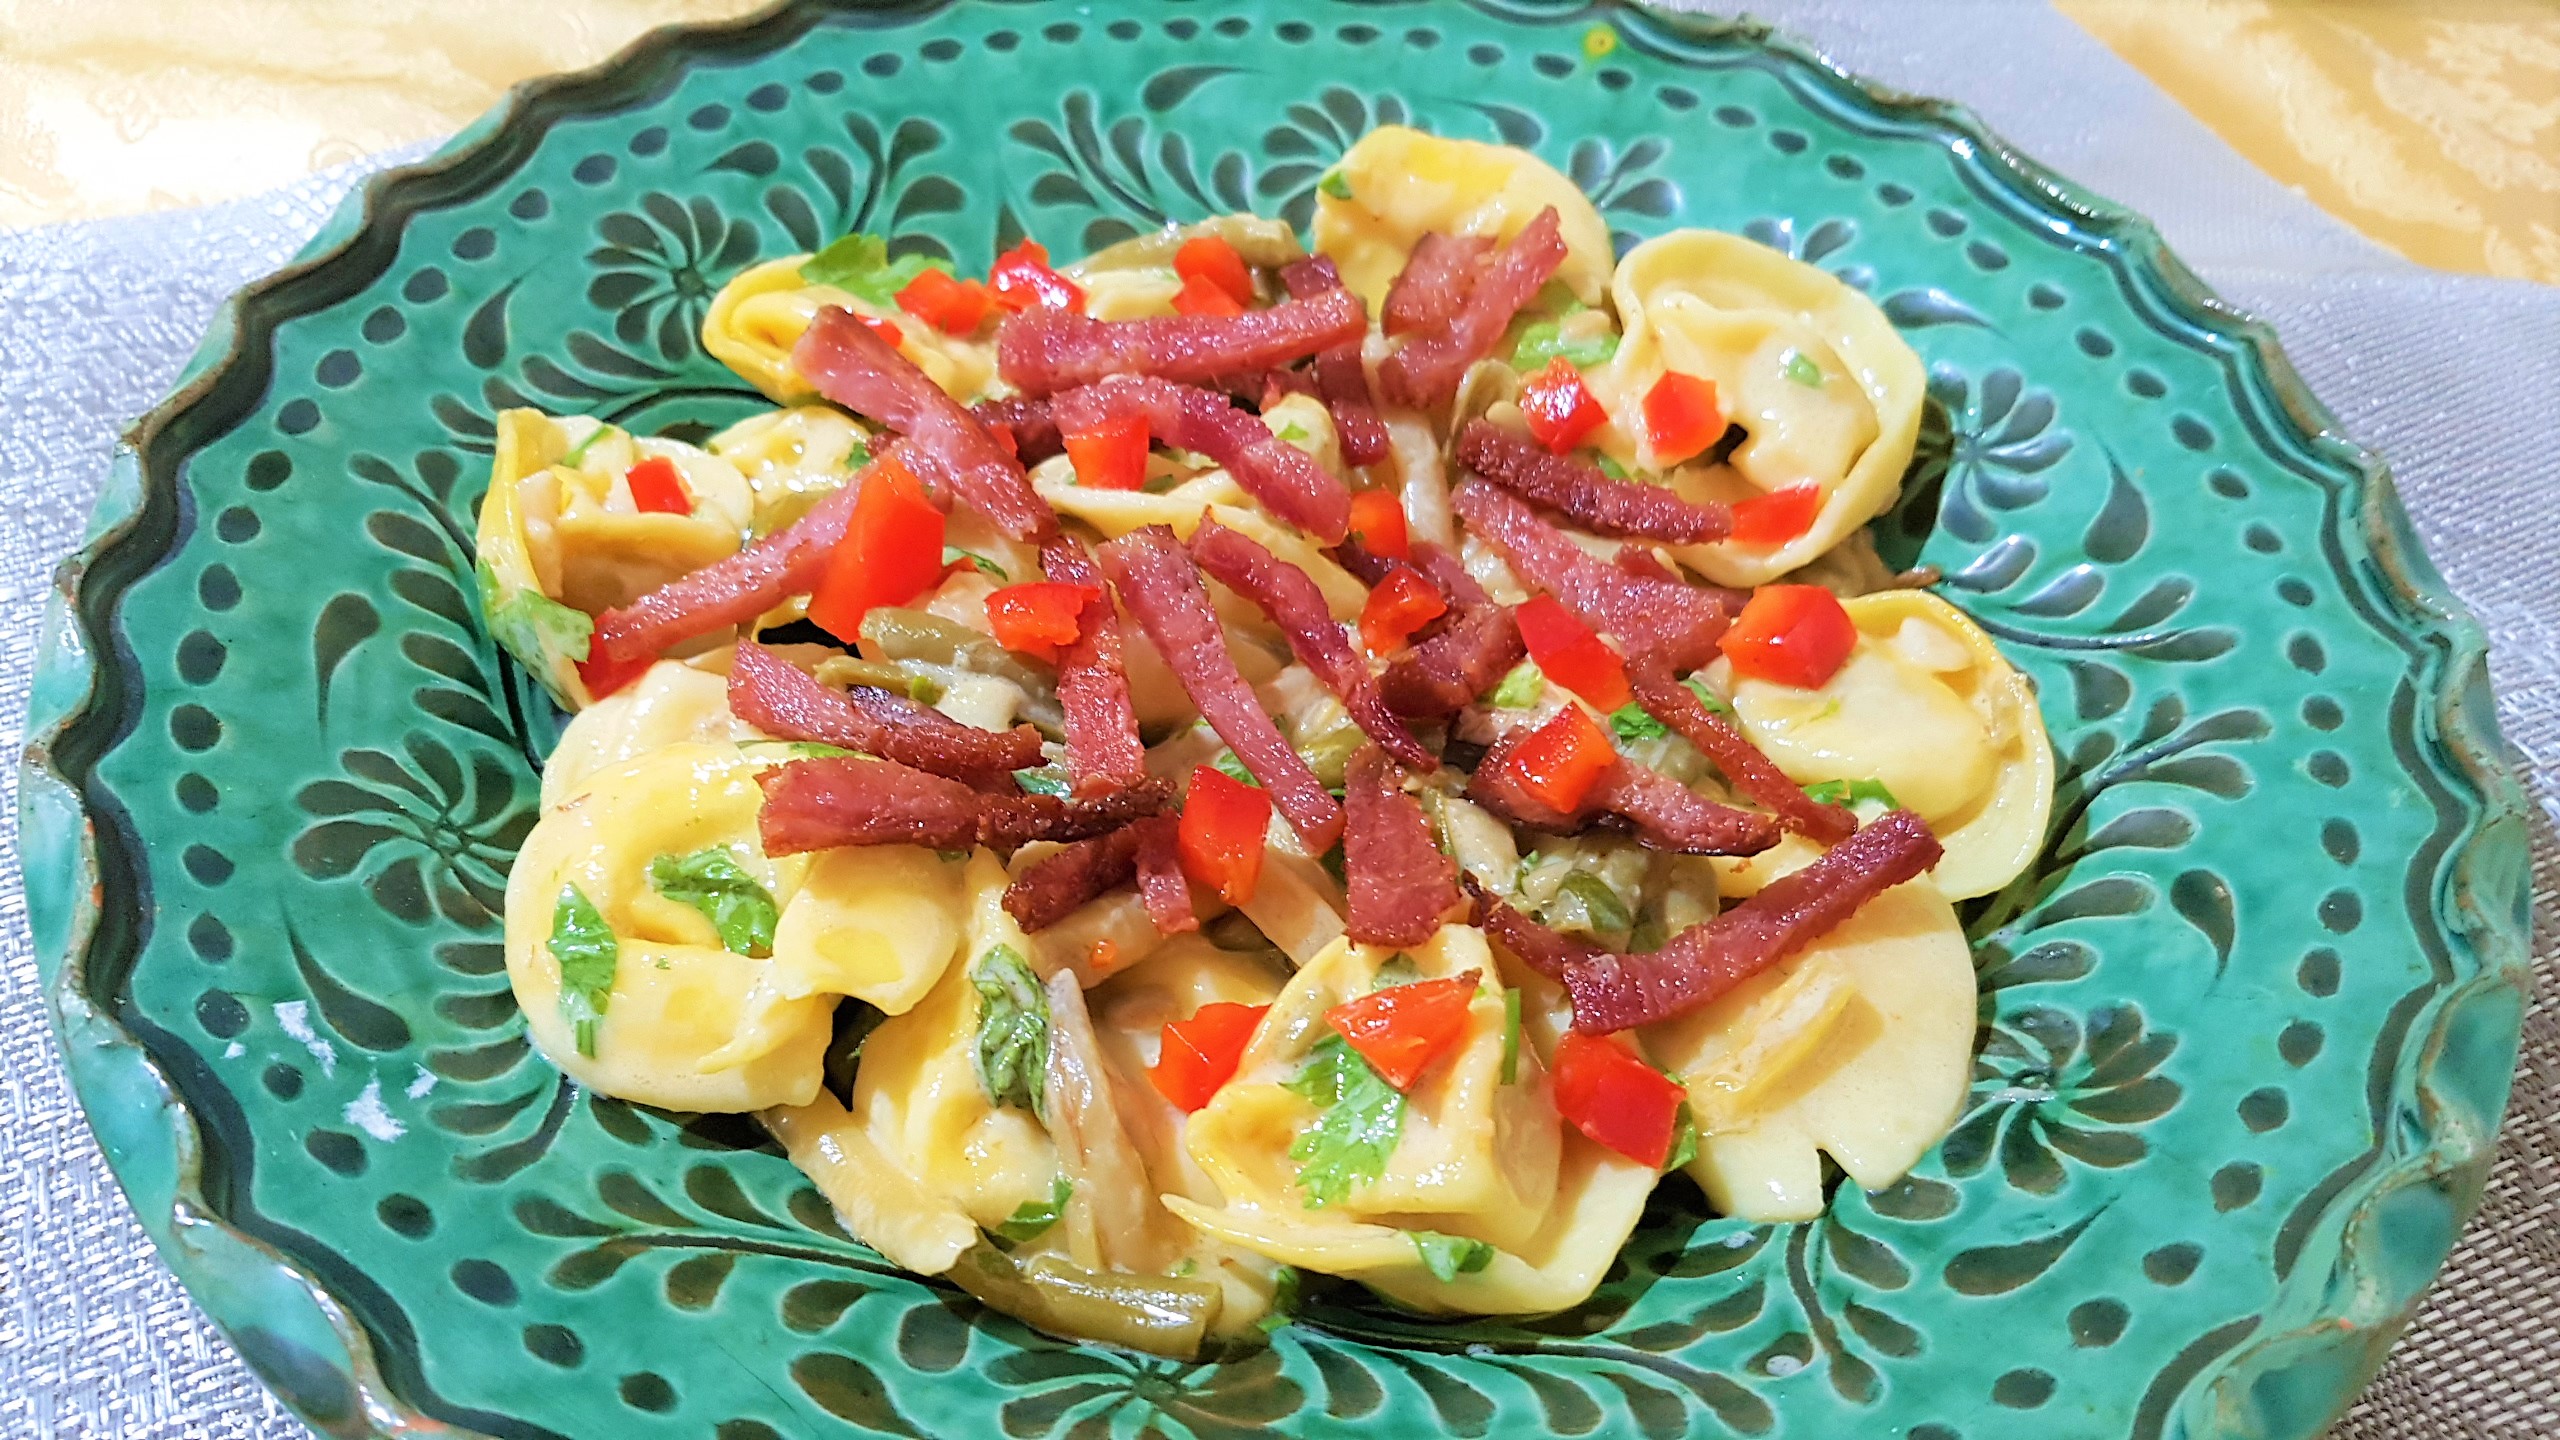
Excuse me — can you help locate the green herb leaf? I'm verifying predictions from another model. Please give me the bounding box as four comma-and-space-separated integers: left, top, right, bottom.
1172, 1257, 1198, 1278
1803, 777, 1900, 809
1489, 661, 1546, 709
1257, 1264, 1303, 1333
1609, 702, 1670, 742
1408, 1230, 1497, 1283
1514, 850, 1546, 892
1784, 350, 1824, 388
1499, 989, 1523, 1085
1283, 1033, 1405, 1208
843, 439, 874, 472
1370, 954, 1423, 991
1509, 322, 1620, 372
647, 848, 780, 957
800, 232, 952, 307
1682, 675, 1736, 718
1555, 872, 1634, 935
1317, 169, 1353, 201
971, 944, 1050, 1118
561, 422, 620, 467
1213, 749, 1258, 787
548, 885, 617, 1057
1013, 765, 1071, 798
1662, 1100, 1700, 1174
943, 545, 1007, 581
1593, 453, 1630, 481
996, 1174, 1073, 1242
1275, 422, 1308, 443
478, 558, 593, 672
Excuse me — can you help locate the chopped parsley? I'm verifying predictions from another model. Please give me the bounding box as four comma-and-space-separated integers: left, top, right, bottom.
1213, 749, 1258, 788
1498, 989, 1523, 1085
1593, 453, 1630, 481
1257, 1265, 1303, 1333
1317, 168, 1353, 201
1370, 954, 1423, 991
1556, 872, 1633, 935
970, 944, 1050, 1119
1013, 765, 1071, 798
1609, 701, 1670, 742
1783, 350, 1825, 388
1510, 320, 1619, 371
561, 422, 620, 467
1283, 1033, 1405, 1208
1275, 421, 1309, 443
1489, 661, 1547, 710
799, 231, 952, 306
1662, 1100, 1700, 1174
647, 849, 780, 957
943, 545, 1007, 581
1684, 675, 1737, 718
548, 884, 617, 1057
995, 1175, 1073, 1242
1409, 1230, 1497, 1283
1804, 777, 1900, 809
843, 439, 873, 472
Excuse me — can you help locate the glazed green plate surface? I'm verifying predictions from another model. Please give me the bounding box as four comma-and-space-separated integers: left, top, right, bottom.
20, 2, 2534, 1437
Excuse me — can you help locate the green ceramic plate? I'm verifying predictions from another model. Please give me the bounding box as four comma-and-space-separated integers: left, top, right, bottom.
21, 2, 2533, 1436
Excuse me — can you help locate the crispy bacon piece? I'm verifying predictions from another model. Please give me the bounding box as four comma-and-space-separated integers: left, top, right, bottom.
998, 287, 1366, 397
1560, 810, 1944, 1032
758, 755, 1173, 858
1051, 375, 1351, 543
593, 467, 865, 663
1131, 814, 1197, 935
758, 754, 981, 855
1379, 209, 1567, 410
729, 641, 1040, 787
1099, 526, 1343, 851
972, 396, 1064, 465
1379, 602, 1524, 718
1280, 256, 1389, 468
1628, 659, 1856, 843
1457, 420, 1731, 543
1189, 519, 1434, 772
1328, 536, 1399, 588
1040, 535, 1146, 794
794, 306, 1055, 542
1453, 480, 1734, 672
1381, 232, 1493, 337
1466, 722, 1779, 856
1344, 748, 1461, 947
1414, 542, 1491, 606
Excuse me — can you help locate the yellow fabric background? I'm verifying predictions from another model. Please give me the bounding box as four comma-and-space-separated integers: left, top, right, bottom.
0, 0, 2552, 284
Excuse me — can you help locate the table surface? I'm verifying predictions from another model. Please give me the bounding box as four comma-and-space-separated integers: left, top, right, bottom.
0, 2, 2552, 1438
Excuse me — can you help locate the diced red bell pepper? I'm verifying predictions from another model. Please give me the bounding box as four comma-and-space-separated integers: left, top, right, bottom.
1150, 1001, 1271, 1111
985, 422, 1020, 461
896, 267, 996, 335
1179, 765, 1272, 906
1064, 413, 1150, 491
576, 643, 656, 701
1552, 1032, 1686, 1167
1171, 272, 1246, 318
1513, 595, 1630, 711
1520, 358, 1609, 454
1324, 973, 1480, 1091
1729, 482, 1824, 547
987, 238, 1086, 314
1720, 583, 1858, 690
1643, 371, 1724, 466
623, 456, 692, 516
985, 581, 1099, 663
1347, 489, 1411, 561
861, 313, 906, 349
1174, 235, 1255, 308
1506, 703, 1617, 813
807, 455, 947, 641
1359, 566, 1448, 655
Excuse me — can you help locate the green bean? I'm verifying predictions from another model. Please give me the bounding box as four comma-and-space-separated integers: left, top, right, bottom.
858, 608, 1063, 733
948, 1242, 1222, 1360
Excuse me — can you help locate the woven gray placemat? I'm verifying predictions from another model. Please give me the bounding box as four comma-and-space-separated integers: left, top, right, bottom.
0, 3, 2550, 1435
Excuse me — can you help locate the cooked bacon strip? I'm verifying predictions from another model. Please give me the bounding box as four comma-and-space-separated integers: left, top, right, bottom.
1344, 748, 1460, 947
1131, 815, 1197, 935
1381, 232, 1493, 337
978, 778, 1177, 855
998, 287, 1366, 397
1378, 602, 1523, 718
758, 754, 981, 856
794, 306, 1054, 542
1040, 535, 1146, 794
729, 641, 1040, 787
1466, 875, 1607, 981
1328, 537, 1399, 588
1189, 520, 1434, 772
1559, 810, 1944, 1032
593, 469, 864, 663
1466, 722, 1778, 856
1414, 542, 1491, 606
1099, 526, 1343, 851
1453, 480, 1733, 672
1457, 420, 1731, 543
1004, 827, 1144, 931
1051, 375, 1352, 544
1379, 209, 1567, 410
1628, 659, 1855, 843
971, 396, 1064, 465
1280, 256, 1389, 468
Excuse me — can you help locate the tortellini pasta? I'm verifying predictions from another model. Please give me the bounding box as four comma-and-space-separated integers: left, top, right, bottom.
1584, 230, 1924, 587
1313, 125, 1615, 309
705, 403, 872, 536
1724, 590, 2054, 899
474, 409, 755, 707
701, 254, 997, 403
538, 657, 747, 810
1068, 214, 1308, 320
